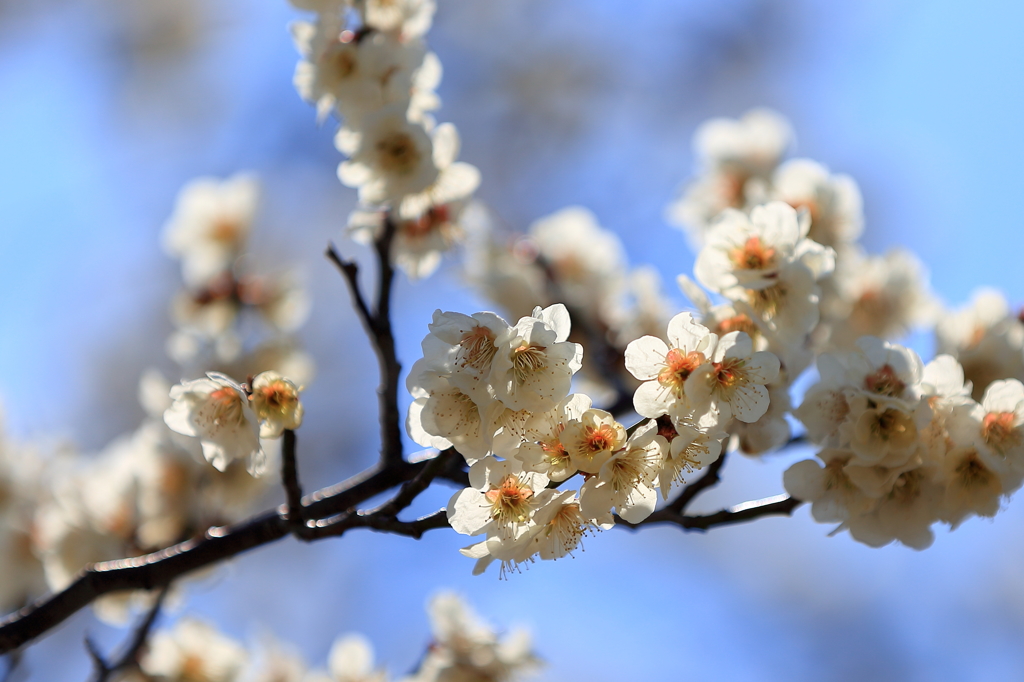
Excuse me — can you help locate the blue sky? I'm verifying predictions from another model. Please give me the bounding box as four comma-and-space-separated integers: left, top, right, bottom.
3, 1, 1024, 680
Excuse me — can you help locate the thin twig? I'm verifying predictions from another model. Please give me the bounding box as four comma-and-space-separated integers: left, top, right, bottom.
281, 430, 304, 528
1, 650, 21, 682
619, 495, 803, 532
326, 245, 373, 329
326, 226, 404, 468
375, 448, 456, 518
88, 587, 168, 682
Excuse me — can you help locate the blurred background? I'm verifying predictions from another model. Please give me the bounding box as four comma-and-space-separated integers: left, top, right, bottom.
2, 0, 1024, 679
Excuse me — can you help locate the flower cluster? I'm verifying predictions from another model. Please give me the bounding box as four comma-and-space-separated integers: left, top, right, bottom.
408, 304, 638, 574
667, 108, 937, 352
935, 287, 1024, 401
163, 174, 313, 380
290, 0, 480, 279
786, 337, 1024, 548
129, 593, 537, 682
0, 175, 315, 626
410, 303, 750, 573
164, 370, 304, 475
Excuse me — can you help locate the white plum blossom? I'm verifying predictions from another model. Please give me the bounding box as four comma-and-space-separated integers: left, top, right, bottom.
693, 108, 792, 176
249, 371, 304, 438
686, 331, 781, 425
292, 19, 430, 123
935, 288, 1024, 400
306, 634, 387, 682
163, 372, 264, 475
461, 488, 613, 575
693, 202, 834, 346
513, 393, 592, 481
656, 419, 726, 499
360, 0, 436, 38
822, 247, 937, 349
844, 467, 944, 550
407, 593, 540, 682
694, 202, 831, 293
488, 304, 583, 413
447, 456, 549, 540
527, 206, 627, 319
336, 104, 440, 205
420, 309, 510, 405
606, 265, 676, 348
766, 158, 863, 248
625, 312, 718, 422
141, 618, 247, 682
949, 379, 1024, 477
666, 108, 792, 244
162, 174, 259, 288
783, 449, 875, 524
579, 420, 667, 523
245, 636, 310, 682
406, 360, 499, 463
461, 204, 549, 322
559, 408, 627, 475
396, 123, 481, 220
732, 373, 792, 455
939, 445, 1003, 529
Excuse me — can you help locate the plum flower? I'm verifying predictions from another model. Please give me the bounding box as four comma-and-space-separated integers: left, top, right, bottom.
624, 312, 718, 422
685, 331, 780, 425
164, 372, 264, 475
488, 304, 583, 413
249, 371, 304, 438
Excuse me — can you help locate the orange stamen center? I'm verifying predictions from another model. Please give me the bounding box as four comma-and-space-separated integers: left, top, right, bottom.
729, 236, 776, 270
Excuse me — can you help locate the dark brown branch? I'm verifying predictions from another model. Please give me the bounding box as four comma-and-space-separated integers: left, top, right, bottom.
298, 507, 449, 541
369, 217, 403, 468
302, 449, 457, 540
0, 453, 437, 654
88, 587, 167, 682
326, 223, 403, 468
376, 449, 456, 518
281, 430, 303, 528
326, 245, 373, 330
619, 494, 803, 532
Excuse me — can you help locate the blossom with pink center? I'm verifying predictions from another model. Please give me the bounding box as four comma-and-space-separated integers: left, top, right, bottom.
163, 372, 263, 475
685, 331, 780, 425
447, 456, 549, 540
624, 312, 718, 422
578, 421, 667, 523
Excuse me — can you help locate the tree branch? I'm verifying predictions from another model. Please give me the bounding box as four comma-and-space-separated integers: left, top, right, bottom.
326, 221, 403, 468
619, 494, 803, 532
281, 429, 303, 528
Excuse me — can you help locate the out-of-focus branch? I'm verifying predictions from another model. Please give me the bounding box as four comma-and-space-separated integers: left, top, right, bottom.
86, 587, 167, 682
326, 216, 404, 469
1, 649, 21, 682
